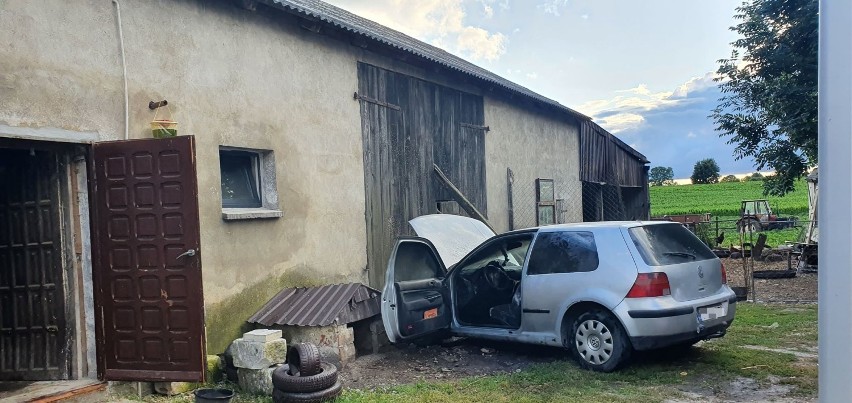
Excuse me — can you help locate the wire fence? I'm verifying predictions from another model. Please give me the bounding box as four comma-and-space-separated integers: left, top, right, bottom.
683, 217, 818, 303
506, 168, 646, 230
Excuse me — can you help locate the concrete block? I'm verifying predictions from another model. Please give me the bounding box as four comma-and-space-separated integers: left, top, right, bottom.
243, 329, 282, 343
154, 382, 197, 396
238, 367, 275, 395
231, 338, 287, 369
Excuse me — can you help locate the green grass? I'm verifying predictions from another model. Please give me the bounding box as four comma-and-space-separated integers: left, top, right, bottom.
143, 304, 818, 403
650, 180, 809, 218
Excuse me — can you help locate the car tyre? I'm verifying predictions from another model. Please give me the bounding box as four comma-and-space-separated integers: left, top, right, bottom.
273, 363, 338, 393
272, 381, 342, 403
569, 310, 631, 372
287, 343, 322, 377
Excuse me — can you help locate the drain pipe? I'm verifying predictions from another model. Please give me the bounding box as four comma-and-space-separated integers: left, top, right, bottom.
113, 0, 129, 140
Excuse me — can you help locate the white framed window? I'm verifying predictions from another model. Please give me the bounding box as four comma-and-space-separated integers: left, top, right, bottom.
219, 147, 282, 220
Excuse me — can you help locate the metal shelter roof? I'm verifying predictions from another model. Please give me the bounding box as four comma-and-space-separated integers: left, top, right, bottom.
248, 283, 381, 327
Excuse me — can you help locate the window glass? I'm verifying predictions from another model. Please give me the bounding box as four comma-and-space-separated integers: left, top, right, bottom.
220, 151, 261, 208
537, 179, 554, 202
527, 231, 599, 275
537, 205, 555, 226
394, 242, 443, 281
457, 235, 533, 275
628, 224, 717, 266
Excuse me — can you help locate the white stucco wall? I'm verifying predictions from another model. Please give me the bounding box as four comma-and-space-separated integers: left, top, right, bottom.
484, 98, 583, 232
0, 0, 587, 351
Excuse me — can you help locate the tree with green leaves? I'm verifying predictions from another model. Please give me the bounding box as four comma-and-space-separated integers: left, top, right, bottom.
712, 0, 817, 196
721, 174, 739, 183
691, 158, 720, 184
649, 166, 674, 186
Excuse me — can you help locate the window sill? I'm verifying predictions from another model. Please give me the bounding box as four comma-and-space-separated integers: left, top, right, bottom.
222, 208, 283, 221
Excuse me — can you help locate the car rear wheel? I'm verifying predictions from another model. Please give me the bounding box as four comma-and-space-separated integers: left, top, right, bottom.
570, 310, 631, 372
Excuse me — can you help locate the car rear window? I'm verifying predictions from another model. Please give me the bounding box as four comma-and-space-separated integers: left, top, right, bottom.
628, 224, 717, 266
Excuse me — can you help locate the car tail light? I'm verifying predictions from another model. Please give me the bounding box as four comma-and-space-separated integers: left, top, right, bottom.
721, 261, 728, 284
626, 272, 671, 298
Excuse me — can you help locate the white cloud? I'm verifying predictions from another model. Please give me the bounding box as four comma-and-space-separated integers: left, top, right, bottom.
482, 4, 494, 18
539, 0, 569, 16
672, 72, 717, 98
597, 113, 646, 134
326, 0, 508, 61
579, 73, 718, 133
687, 131, 697, 138
581, 14, 589, 20
525, 72, 538, 79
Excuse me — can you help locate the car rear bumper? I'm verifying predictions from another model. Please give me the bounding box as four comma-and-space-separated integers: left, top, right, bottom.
629, 321, 733, 350
613, 287, 738, 350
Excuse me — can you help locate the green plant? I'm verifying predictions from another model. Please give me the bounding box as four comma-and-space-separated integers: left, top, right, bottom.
720, 175, 739, 183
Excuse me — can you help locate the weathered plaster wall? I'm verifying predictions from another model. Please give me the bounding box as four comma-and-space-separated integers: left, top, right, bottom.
0, 0, 586, 354
0, 0, 368, 352
484, 98, 584, 232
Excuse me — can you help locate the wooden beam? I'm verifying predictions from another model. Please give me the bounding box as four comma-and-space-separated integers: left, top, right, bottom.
433, 164, 495, 233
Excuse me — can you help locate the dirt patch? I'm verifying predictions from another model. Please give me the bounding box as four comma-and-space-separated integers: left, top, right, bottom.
670, 375, 814, 403
339, 338, 565, 389
722, 257, 817, 302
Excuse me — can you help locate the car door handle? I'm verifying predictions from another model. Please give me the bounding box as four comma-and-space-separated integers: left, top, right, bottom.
177, 249, 196, 259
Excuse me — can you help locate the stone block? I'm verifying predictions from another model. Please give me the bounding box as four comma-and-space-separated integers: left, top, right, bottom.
231, 338, 287, 369
154, 382, 197, 396
238, 367, 275, 395
243, 329, 283, 343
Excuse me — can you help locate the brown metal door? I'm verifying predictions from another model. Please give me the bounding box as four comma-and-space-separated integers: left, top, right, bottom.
91, 136, 205, 382
0, 149, 69, 381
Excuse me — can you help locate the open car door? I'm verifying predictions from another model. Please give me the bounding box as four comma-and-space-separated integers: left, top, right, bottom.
381, 237, 450, 343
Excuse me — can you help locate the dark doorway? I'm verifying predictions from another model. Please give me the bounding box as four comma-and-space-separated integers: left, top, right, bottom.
0, 149, 70, 381
90, 136, 206, 382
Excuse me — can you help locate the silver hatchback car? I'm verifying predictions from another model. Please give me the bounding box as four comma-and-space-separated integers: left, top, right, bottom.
381, 215, 737, 372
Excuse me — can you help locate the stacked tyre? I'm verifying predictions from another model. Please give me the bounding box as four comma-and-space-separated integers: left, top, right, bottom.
272, 343, 341, 403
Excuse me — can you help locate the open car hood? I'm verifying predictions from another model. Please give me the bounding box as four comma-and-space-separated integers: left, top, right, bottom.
409, 214, 495, 268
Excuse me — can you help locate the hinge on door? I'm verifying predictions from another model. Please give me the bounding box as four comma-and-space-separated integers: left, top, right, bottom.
353, 92, 402, 111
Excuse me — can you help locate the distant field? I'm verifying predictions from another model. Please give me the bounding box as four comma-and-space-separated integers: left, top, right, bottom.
650, 180, 809, 218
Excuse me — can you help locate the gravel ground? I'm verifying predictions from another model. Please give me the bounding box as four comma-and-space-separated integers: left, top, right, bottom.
722, 256, 818, 302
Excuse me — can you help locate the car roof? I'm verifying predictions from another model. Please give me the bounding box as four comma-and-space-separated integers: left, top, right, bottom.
528, 221, 677, 232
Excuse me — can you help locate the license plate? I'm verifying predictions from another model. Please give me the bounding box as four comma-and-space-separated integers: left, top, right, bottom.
424, 308, 438, 319
698, 302, 728, 321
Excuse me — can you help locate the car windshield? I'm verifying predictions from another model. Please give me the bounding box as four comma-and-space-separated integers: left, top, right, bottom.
628, 224, 717, 266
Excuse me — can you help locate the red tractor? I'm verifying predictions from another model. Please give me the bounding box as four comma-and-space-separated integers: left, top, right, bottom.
737, 199, 798, 233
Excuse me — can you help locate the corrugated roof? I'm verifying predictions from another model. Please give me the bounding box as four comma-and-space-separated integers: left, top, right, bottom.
262, 0, 590, 121
248, 283, 381, 327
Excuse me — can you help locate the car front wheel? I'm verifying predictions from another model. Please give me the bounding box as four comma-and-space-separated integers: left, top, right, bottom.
570, 310, 631, 372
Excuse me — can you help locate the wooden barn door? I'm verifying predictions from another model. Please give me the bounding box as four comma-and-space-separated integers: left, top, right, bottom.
0, 149, 69, 381
358, 63, 487, 288
91, 136, 206, 382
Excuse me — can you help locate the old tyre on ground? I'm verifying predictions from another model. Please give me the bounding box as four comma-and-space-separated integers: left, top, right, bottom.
272, 363, 338, 393
287, 343, 322, 377
569, 309, 631, 372
272, 381, 342, 403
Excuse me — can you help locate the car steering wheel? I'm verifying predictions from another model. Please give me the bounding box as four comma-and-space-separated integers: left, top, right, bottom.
483, 260, 514, 291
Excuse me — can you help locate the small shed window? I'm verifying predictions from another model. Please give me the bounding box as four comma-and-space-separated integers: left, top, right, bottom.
536, 178, 556, 226
220, 150, 262, 208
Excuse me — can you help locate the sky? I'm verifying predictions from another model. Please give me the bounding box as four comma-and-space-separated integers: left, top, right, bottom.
325, 0, 756, 179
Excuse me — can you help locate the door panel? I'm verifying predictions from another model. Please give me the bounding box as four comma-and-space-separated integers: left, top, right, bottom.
0, 149, 68, 381
91, 136, 205, 382
381, 238, 450, 342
